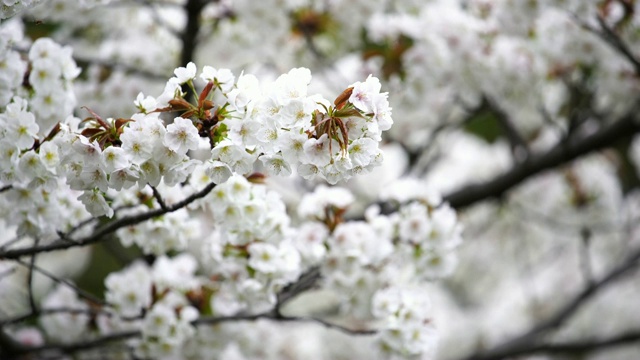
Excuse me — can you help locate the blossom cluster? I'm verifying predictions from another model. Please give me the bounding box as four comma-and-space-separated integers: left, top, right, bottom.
0, 0, 44, 19
373, 286, 438, 359
0, 30, 89, 239
141, 63, 392, 185
292, 180, 463, 357
0, 5, 469, 359
0, 36, 392, 238
32, 180, 462, 359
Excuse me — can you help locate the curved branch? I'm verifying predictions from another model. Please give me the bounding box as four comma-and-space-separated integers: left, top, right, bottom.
12, 310, 375, 358
444, 113, 640, 209
461, 330, 640, 360
0, 182, 217, 260
458, 246, 640, 360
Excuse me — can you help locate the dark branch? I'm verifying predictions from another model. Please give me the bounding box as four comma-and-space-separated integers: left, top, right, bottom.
194, 310, 377, 336
150, 185, 168, 211
276, 266, 321, 310
483, 95, 530, 162
26, 238, 39, 315
11, 257, 108, 307
16, 330, 140, 358
460, 329, 640, 360
0, 182, 217, 260
444, 112, 640, 209
1, 307, 110, 327
573, 14, 640, 75
179, 0, 207, 100
458, 246, 640, 360
12, 308, 375, 357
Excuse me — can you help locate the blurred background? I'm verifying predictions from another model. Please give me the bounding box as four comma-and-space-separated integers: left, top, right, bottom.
1, 0, 640, 359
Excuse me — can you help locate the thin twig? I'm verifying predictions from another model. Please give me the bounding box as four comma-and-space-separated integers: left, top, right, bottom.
150, 185, 168, 211
11, 308, 376, 357
12, 258, 109, 307
483, 95, 530, 162
573, 14, 640, 75
0, 182, 217, 260
27, 238, 40, 315
276, 266, 321, 310
1, 307, 108, 327
578, 227, 595, 285
194, 310, 377, 336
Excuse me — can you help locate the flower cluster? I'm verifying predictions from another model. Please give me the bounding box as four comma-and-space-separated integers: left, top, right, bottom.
373, 286, 438, 359
0, 34, 90, 239
27, 38, 80, 133
291, 181, 463, 354
0, 0, 44, 19
194, 175, 301, 315
39, 283, 91, 344
51, 65, 388, 224
143, 63, 392, 184
101, 256, 199, 358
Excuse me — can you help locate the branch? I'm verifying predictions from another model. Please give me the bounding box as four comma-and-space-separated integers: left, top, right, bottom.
0, 307, 110, 327
483, 95, 530, 162
461, 330, 640, 360
444, 112, 640, 209
15, 330, 140, 358
574, 14, 640, 75
11, 309, 375, 357
179, 0, 208, 101
150, 185, 168, 211
458, 246, 640, 360
26, 238, 39, 315
535, 329, 640, 354
276, 266, 321, 310
195, 310, 377, 336
0, 182, 217, 260
11, 257, 108, 307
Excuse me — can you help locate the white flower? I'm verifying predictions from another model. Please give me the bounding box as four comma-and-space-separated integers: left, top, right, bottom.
152, 254, 199, 292
134, 92, 158, 114
259, 154, 292, 176
105, 261, 152, 317
79, 166, 109, 192
303, 134, 335, 167
102, 146, 130, 172
200, 66, 235, 93
29, 58, 61, 92
78, 189, 113, 218
248, 242, 280, 274
349, 75, 382, 113
298, 185, 355, 219
293, 221, 328, 265
18, 151, 47, 180
278, 130, 308, 164
120, 129, 153, 164
348, 137, 378, 167
5, 107, 39, 149
398, 202, 432, 244
108, 167, 139, 191
72, 136, 103, 164
205, 160, 233, 185
173, 62, 197, 84
164, 117, 200, 155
